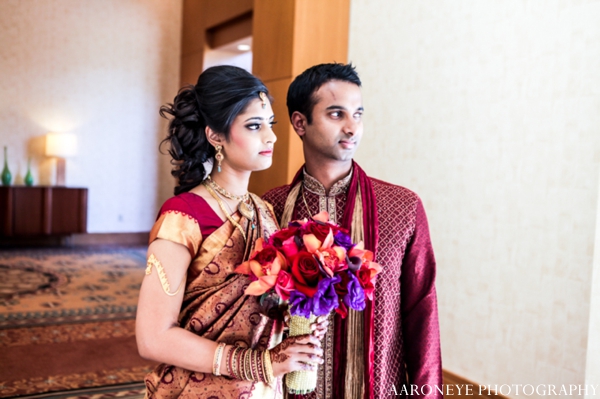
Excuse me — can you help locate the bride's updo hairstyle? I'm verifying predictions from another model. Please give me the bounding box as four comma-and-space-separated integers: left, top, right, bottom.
160, 65, 270, 195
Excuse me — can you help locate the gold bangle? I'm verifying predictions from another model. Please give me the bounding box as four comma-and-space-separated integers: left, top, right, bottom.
237, 348, 246, 380
251, 349, 259, 381
213, 342, 226, 376
263, 349, 275, 385
231, 346, 241, 380
236, 348, 245, 380
244, 349, 252, 380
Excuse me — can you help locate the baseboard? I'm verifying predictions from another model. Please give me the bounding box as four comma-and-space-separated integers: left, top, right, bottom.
0, 236, 64, 248
443, 369, 508, 398
0, 232, 149, 248
70, 232, 149, 246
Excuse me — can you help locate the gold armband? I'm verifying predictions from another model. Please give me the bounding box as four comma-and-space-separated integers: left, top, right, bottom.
145, 254, 184, 296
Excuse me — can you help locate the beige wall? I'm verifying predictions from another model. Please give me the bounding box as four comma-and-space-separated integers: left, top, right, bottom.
349, 1, 600, 397
587, 181, 600, 397
0, 0, 182, 233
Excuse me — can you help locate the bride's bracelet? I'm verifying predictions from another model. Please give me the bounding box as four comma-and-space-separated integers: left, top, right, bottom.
212, 342, 226, 376
225, 345, 274, 385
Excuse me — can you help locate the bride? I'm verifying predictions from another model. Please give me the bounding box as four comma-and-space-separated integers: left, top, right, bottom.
136, 65, 327, 398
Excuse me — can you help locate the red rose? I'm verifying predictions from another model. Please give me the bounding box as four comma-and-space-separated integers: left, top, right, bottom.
357, 267, 375, 300
336, 301, 348, 318
253, 245, 281, 271
291, 251, 322, 297
307, 222, 337, 242
308, 223, 330, 241
275, 270, 295, 301
281, 236, 299, 259
269, 226, 299, 248
334, 271, 350, 318
335, 270, 350, 298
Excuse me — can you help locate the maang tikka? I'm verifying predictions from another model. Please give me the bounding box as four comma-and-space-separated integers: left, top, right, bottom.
259, 92, 267, 109
215, 145, 224, 172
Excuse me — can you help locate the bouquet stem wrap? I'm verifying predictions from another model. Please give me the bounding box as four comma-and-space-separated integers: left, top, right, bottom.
286, 313, 318, 394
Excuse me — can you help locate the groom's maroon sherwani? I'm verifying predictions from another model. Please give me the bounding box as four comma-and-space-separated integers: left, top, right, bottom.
263, 165, 442, 399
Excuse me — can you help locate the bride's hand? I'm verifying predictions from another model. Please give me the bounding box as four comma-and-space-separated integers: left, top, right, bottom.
269, 334, 323, 377
283, 314, 329, 339
310, 315, 329, 339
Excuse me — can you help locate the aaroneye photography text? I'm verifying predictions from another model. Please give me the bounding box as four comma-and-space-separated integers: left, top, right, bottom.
390, 383, 600, 396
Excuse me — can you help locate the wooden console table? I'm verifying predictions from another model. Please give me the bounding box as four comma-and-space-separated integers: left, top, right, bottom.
0, 186, 87, 237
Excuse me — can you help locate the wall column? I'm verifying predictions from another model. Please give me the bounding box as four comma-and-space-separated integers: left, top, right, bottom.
180, 0, 253, 86
249, 0, 350, 195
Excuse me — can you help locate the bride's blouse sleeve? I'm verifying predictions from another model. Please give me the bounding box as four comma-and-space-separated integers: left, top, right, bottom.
149, 196, 203, 258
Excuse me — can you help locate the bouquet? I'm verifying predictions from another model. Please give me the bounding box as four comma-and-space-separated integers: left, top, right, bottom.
235, 211, 381, 394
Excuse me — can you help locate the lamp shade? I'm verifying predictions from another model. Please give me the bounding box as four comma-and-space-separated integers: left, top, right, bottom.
46, 133, 77, 158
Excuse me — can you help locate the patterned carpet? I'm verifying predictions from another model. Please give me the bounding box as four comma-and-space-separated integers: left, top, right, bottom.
0, 248, 146, 328
10, 382, 146, 399
0, 247, 155, 398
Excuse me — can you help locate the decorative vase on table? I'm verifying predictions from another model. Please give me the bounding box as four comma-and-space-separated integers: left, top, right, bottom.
24, 158, 34, 186
234, 211, 382, 395
2, 146, 12, 186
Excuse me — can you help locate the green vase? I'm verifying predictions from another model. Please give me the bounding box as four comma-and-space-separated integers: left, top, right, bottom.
1, 146, 12, 186
24, 157, 34, 186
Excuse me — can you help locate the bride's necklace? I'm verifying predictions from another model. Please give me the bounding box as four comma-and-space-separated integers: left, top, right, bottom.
202, 180, 256, 241
205, 176, 255, 221
205, 175, 255, 221
206, 175, 249, 201
203, 182, 248, 240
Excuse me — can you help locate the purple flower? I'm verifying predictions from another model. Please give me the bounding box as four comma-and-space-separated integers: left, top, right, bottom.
344, 272, 366, 311
312, 275, 340, 316
289, 290, 313, 318
334, 231, 354, 251
346, 255, 362, 272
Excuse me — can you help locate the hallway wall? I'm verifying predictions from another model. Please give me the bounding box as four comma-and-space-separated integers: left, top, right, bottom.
0, 0, 182, 233
349, 1, 600, 397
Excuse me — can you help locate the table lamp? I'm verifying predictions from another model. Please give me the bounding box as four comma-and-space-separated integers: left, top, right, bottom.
45, 133, 77, 186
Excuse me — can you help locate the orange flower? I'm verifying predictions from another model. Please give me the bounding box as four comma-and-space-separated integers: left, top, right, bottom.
303, 229, 334, 254
348, 241, 373, 261
235, 238, 287, 296
312, 211, 329, 223
316, 246, 347, 276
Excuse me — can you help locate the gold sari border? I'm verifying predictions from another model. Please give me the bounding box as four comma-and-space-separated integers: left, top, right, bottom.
150, 210, 202, 258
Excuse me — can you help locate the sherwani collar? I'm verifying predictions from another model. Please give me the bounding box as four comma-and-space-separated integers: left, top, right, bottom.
302, 168, 353, 197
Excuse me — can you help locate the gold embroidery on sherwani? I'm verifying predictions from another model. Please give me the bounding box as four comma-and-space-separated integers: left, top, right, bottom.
144, 194, 284, 399
302, 170, 352, 225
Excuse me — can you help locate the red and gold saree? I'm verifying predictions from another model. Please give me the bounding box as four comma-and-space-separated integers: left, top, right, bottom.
144, 192, 284, 399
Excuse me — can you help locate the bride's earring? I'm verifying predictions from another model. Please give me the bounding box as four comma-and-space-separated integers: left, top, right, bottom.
215, 145, 224, 172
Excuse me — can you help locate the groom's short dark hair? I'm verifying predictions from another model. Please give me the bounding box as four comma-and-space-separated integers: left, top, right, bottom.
287, 63, 361, 124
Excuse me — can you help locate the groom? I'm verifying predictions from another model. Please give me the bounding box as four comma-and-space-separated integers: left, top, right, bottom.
263, 63, 442, 399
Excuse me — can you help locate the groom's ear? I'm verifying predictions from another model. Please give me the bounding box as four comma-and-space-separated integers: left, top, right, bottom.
290, 111, 307, 138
